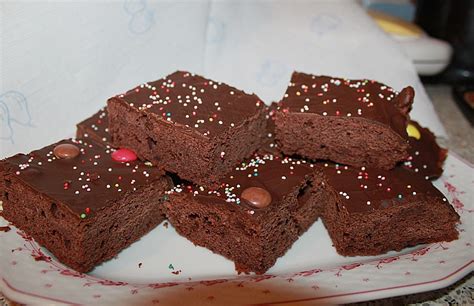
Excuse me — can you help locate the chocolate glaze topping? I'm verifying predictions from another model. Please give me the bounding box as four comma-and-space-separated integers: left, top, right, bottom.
168, 154, 315, 214
320, 163, 448, 214
258, 102, 281, 155
1, 139, 166, 218
280, 72, 413, 139
110, 71, 265, 138
76, 107, 110, 144
404, 120, 447, 179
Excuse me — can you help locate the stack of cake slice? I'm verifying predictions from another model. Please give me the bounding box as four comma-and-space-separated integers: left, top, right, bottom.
105, 71, 326, 273
0, 70, 459, 274
272, 72, 458, 257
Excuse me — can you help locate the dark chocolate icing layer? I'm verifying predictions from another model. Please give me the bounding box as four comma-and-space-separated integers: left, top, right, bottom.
111, 71, 265, 138
280, 72, 412, 139
168, 154, 315, 214
1, 139, 166, 218
320, 163, 448, 214
76, 107, 110, 144
404, 120, 447, 179
258, 102, 281, 155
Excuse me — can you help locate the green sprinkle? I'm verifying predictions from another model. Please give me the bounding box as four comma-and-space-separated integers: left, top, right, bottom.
163, 195, 169, 201
80, 213, 86, 219
397, 194, 403, 199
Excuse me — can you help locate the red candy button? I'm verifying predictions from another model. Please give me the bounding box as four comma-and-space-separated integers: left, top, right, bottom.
112, 148, 137, 162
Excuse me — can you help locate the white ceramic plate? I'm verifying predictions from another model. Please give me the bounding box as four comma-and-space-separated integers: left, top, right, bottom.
1, 153, 472, 305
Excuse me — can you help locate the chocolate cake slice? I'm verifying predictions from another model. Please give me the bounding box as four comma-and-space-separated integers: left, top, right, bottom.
404, 120, 447, 179
274, 72, 413, 169
163, 154, 326, 274
0, 139, 172, 272
108, 71, 267, 187
76, 107, 110, 145
319, 163, 459, 256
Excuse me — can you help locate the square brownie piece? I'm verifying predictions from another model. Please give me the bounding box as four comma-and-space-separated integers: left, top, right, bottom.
163, 154, 326, 274
275, 72, 414, 169
319, 163, 459, 256
0, 139, 172, 272
108, 71, 267, 187
76, 107, 110, 145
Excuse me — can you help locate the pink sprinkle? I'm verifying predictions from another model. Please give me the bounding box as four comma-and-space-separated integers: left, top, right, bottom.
112, 149, 137, 163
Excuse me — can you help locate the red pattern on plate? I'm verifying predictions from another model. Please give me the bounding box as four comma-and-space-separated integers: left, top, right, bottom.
0, 163, 472, 305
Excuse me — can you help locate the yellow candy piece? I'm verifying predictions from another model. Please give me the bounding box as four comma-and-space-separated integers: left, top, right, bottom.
406, 123, 421, 140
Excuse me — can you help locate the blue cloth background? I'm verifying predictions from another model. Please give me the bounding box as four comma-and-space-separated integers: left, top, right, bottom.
0, 0, 445, 157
